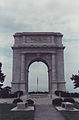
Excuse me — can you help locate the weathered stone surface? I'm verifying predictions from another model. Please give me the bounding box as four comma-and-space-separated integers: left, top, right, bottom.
17, 102, 26, 109
62, 102, 74, 110
11, 32, 66, 97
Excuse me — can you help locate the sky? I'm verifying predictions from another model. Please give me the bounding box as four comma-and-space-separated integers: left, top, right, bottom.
0, 0, 79, 92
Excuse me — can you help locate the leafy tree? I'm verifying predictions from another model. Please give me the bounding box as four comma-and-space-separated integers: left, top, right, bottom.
0, 62, 6, 89
70, 71, 79, 89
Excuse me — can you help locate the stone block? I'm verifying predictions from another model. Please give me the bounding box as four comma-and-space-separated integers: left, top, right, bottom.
62, 102, 74, 110
17, 102, 26, 109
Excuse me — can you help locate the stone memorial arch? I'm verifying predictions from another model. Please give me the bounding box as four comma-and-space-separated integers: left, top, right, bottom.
11, 32, 66, 96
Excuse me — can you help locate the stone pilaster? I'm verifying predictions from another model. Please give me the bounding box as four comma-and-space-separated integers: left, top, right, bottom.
51, 54, 57, 94
21, 54, 25, 82
25, 69, 29, 94
56, 49, 66, 91
11, 50, 21, 93
48, 69, 52, 98
20, 54, 26, 93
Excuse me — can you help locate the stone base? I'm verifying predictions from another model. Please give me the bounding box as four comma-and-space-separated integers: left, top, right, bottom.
11, 82, 27, 94
17, 102, 26, 109
11, 106, 34, 111
51, 82, 66, 94
57, 82, 66, 91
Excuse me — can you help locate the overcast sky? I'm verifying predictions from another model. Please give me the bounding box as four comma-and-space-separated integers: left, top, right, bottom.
0, 0, 79, 92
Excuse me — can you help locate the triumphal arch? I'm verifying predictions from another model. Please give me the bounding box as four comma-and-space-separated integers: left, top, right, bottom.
11, 32, 66, 96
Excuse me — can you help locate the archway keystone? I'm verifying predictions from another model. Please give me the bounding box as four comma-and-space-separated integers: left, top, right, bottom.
11, 32, 66, 97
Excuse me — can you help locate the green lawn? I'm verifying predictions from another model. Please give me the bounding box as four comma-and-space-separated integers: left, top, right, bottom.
0, 103, 34, 120
61, 111, 79, 120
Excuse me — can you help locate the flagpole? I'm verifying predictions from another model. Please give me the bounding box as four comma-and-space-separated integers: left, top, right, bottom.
37, 77, 38, 93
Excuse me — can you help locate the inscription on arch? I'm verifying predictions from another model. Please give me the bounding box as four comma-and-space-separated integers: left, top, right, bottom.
25, 36, 52, 43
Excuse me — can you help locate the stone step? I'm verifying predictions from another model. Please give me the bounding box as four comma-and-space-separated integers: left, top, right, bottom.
21, 94, 52, 105
30, 98, 52, 105
28, 94, 50, 98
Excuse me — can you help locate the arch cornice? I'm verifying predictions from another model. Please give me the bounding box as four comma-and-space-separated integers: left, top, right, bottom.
13, 32, 63, 37
12, 45, 65, 49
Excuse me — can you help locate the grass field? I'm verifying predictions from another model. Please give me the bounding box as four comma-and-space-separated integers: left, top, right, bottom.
61, 111, 79, 120
1, 102, 79, 120
0, 103, 34, 120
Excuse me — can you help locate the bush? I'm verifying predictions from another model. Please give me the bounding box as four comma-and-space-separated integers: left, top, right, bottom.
55, 90, 79, 98
0, 92, 17, 98
26, 99, 34, 106
29, 91, 48, 94
71, 93, 79, 98
1, 93, 15, 98
14, 91, 23, 97
64, 98, 75, 103
0, 86, 17, 98
62, 92, 71, 97
0, 90, 23, 98
55, 91, 62, 96
3, 86, 11, 93
13, 98, 23, 104
55, 91, 70, 97
52, 98, 63, 106
7, 93, 16, 98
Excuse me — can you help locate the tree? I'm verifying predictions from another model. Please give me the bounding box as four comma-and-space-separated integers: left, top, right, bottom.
70, 71, 79, 89
0, 62, 6, 89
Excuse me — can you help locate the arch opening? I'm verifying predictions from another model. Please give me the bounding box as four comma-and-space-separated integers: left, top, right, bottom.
28, 61, 49, 93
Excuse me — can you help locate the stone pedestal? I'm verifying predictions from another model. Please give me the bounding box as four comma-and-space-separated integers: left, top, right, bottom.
17, 102, 26, 109
62, 102, 74, 110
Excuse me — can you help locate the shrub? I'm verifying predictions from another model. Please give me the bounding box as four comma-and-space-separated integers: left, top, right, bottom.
29, 91, 48, 94
0, 92, 17, 98
52, 98, 63, 106
14, 91, 23, 97
61, 92, 71, 97
26, 99, 34, 106
64, 98, 75, 103
0, 86, 17, 98
55, 90, 79, 98
71, 93, 79, 98
7, 93, 16, 98
55, 91, 70, 97
3, 86, 11, 93
0, 90, 24, 98
55, 90, 62, 96
13, 98, 23, 104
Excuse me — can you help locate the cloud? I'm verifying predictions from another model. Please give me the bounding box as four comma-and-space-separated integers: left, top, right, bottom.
63, 40, 79, 92
0, 55, 12, 87
0, 0, 79, 92
0, 0, 79, 40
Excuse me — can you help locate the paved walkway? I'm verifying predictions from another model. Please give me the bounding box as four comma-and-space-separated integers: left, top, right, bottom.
34, 104, 65, 120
